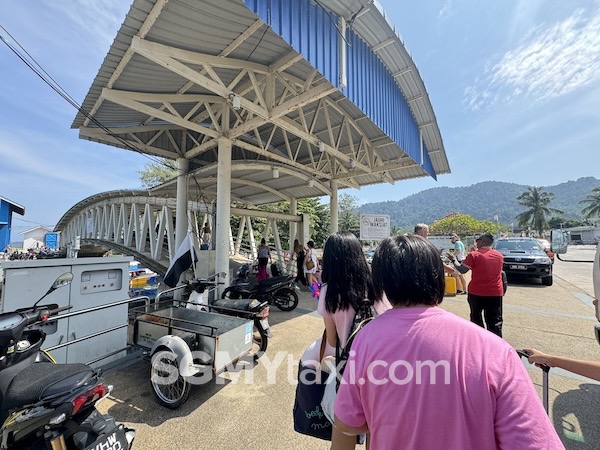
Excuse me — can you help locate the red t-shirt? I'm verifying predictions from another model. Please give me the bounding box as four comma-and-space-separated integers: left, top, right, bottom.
464, 247, 504, 296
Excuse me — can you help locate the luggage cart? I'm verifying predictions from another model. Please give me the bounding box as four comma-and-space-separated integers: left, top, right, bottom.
129, 278, 253, 409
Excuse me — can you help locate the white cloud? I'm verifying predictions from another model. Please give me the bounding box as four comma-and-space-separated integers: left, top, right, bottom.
439, 0, 454, 21
0, 129, 143, 190
48, 1, 127, 50
464, 7, 600, 110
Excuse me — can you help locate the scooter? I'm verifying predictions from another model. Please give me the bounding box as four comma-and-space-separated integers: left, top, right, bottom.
182, 276, 272, 358
221, 264, 300, 312
0, 273, 135, 449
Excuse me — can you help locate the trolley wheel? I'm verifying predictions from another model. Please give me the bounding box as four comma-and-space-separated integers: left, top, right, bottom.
150, 350, 191, 409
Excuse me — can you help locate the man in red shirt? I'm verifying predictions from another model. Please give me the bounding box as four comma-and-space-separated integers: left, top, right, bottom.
450, 232, 504, 337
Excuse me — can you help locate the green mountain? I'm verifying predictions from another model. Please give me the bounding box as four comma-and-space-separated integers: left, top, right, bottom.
357, 177, 600, 229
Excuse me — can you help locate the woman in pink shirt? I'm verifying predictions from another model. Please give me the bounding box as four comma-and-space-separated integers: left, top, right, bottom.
334, 235, 563, 449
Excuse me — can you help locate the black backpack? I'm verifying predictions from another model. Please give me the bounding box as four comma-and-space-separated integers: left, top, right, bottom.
335, 298, 374, 388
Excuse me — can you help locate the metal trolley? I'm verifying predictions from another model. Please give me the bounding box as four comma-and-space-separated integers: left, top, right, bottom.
128, 279, 254, 409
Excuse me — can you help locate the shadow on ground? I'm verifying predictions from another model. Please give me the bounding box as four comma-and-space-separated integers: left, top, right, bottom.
102, 359, 243, 427
553, 383, 600, 449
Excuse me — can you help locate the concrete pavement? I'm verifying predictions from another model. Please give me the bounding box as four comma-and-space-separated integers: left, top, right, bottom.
99, 246, 600, 449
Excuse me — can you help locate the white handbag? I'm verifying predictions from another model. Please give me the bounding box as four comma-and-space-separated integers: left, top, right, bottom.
320, 366, 337, 424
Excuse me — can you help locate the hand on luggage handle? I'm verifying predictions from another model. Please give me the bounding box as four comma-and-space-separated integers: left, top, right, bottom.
516, 349, 550, 373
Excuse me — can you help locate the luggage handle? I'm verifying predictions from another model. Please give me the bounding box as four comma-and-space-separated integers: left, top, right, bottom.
516, 348, 549, 414
516, 349, 550, 373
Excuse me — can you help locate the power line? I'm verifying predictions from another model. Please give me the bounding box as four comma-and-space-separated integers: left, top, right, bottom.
0, 24, 185, 176
12, 217, 55, 227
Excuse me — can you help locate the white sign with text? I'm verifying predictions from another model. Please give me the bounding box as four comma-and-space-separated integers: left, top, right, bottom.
360, 214, 390, 241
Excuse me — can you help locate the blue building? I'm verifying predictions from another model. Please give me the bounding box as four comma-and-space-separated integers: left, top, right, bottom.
0, 196, 25, 252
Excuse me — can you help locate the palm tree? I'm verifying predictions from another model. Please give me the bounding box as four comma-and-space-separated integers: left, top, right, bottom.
580, 186, 600, 220
515, 187, 563, 237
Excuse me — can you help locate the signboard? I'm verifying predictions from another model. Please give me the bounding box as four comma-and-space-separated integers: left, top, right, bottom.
360, 214, 390, 241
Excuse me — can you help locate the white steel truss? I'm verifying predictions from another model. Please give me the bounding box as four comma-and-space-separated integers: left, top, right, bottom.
79, 34, 407, 188
58, 195, 304, 274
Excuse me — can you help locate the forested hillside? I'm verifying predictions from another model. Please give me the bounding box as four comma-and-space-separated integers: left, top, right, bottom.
357, 177, 600, 228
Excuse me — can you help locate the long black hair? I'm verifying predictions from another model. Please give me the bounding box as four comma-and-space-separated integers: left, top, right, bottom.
372, 235, 444, 307
321, 231, 373, 313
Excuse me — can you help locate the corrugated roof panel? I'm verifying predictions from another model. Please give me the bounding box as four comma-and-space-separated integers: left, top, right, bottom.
343, 31, 433, 175
71, 0, 450, 211
244, 0, 340, 88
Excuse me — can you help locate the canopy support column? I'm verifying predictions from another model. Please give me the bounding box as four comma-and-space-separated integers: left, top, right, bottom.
216, 137, 232, 289
330, 180, 338, 233
175, 157, 189, 248
289, 197, 297, 250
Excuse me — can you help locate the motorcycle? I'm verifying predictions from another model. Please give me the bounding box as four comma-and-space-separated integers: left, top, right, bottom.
182, 276, 272, 358
0, 273, 135, 449
221, 264, 300, 312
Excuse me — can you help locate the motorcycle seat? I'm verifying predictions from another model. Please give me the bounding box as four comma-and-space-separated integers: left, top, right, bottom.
212, 299, 255, 311
2, 362, 95, 413
258, 276, 291, 289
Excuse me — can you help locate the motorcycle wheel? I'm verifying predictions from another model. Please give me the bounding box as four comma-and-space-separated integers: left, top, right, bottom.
251, 320, 268, 359
273, 288, 299, 312
150, 350, 191, 409
221, 287, 242, 299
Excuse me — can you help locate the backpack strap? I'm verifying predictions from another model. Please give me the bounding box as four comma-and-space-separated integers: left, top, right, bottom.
334, 298, 374, 389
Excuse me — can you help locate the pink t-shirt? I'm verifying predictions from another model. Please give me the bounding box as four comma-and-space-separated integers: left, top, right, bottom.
335, 307, 563, 450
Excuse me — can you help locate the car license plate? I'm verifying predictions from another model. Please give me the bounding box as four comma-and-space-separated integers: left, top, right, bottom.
84, 428, 131, 450
260, 318, 270, 329
510, 265, 526, 270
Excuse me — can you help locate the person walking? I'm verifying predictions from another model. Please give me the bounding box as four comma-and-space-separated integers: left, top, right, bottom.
449, 232, 505, 337
303, 240, 318, 287
333, 235, 562, 449
450, 233, 467, 294
414, 223, 465, 294
293, 239, 307, 286
257, 238, 271, 281
317, 231, 390, 449
201, 222, 212, 246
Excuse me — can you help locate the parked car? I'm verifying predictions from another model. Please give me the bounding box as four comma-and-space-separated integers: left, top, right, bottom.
537, 239, 555, 263
492, 237, 553, 286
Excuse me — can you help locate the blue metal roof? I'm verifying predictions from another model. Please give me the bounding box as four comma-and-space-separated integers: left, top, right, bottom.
73, 0, 448, 206
244, 0, 436, 178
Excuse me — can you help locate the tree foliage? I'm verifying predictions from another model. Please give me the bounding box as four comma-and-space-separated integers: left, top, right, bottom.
138, 158, 178, 188
429, 214, 506, 236
358, 178, 599, 227
245, 198, 330, 247
580, 186, 600, 220
547, 216, 587, 229
338, 193, 360, 235
515, 187, 563, 237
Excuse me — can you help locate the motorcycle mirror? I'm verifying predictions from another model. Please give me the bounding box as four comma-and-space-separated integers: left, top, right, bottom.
33, 272, 74, 308
218, 272, 228, 278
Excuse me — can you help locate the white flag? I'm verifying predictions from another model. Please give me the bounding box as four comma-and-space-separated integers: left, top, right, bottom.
163, 232, 198, 287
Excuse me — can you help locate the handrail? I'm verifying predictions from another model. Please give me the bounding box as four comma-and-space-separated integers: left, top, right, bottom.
39, 296, 151, 367
43, 296, 151, 323
45, 324, 129, 352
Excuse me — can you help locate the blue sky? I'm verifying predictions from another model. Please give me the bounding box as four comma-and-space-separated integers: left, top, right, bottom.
1, 0, 599, 240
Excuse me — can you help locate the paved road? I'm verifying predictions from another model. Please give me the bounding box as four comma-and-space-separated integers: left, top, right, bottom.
99, 246, 600, 449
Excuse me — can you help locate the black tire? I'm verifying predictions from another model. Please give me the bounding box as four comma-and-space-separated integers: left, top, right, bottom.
150, 350, 191, 409
221, 287, 241, 300
273, 288, 299, 312
251, 320, 268, 359
542, 275, 553, 286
